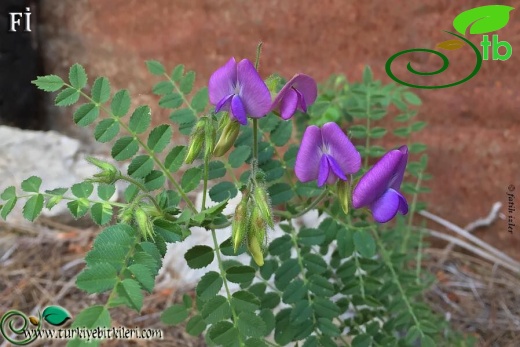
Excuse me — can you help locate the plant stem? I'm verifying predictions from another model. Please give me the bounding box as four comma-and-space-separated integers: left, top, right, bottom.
401, 171, 422, 253
274, 189, 328, 219
363, 89, 372, 169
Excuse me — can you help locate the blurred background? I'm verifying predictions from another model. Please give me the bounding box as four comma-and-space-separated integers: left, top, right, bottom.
1, 0, 519, 345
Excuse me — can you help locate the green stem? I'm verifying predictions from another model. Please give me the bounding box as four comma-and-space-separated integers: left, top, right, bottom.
21, 193, 127, 208
363, 89, 372, 169
211, 228, 244, 347
274, 189, 328, 219
401, 171, 422, 253
117, 174, 148, 193
372, 228, 422, 330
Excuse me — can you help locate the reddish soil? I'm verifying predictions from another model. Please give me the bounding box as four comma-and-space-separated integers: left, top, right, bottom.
39, 0, 520, 259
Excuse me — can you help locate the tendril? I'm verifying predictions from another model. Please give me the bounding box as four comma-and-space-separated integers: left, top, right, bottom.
0, 310, 40, 345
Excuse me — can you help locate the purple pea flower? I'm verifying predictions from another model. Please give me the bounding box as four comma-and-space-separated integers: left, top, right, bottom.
295, 122, 361, 187
352, 145, 409, 223
208, 57, 271, 125
271, 74, 317, 120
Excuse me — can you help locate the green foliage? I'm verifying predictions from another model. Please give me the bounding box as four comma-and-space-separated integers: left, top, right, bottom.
20, 60, 468, 347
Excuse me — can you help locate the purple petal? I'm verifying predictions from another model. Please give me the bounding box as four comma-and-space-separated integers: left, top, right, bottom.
294, 88, 307, 112
280, 88, 298, 120
317, 155, 329, 187
352, 149, 404, 209
209, 58, 237, 106
396, 190, 409, 215
327, 155, 347, 181
231, 95, 247, 125
295, 125, 323, 183
389, 145, 408, 191
321, 122, 361, 175
215, 94, 233, 113
271, 74, 317, 113
236, 59, 271, 118
370, 189, 400, 223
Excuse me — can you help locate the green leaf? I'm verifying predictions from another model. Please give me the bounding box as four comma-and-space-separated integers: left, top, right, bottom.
271, 121, 292, 146
393, 126, 411, 138
362, 66, 373, 85
186, 315, 206, 336
128, 105, 151, 134
352, 334, 372, 347
275, 259, 299, 290
69, 63, 87, 89
128, 155, 154, 178
353, 231, 376, 258
159, 93, 183, 109
97, 184, 116, 201
92, 223, 135, 249
145, 60, 165, 75
411, 121, 427, 132
181, 167, 202, 193
409, 143, 427, 153
94, 118, 120, 143
245, 338, 268, 347
147, 124, 172, 153
369, 126, 387, 139
229, 146, 251, 168
313, 297, 341, 319
349, 125, 367, 139
76, 263, 118, 293
202, 295, 231, 324
111, 136, 139, 161
144, 170, 165, 191
153, 219, 183, 243
21, 176, 42, 193
91, 77, 111, 103
55, 88, 80, 106
131, 251, 160, 275
267, 183, 293, 205
208, 321, 238, 346
90, 203, 112, 225
110, 90, 131, 117
161, 304, 188, 325
453, 5, 514, 35
185, 245, 214, 269
191, 87, 208, 112
405, 326, 422, 345
209, 181, 237, 202
165, 146, 187, 173
67, 199, 89, 219
42, 306, 71, 326
403, 91, 422, 105
23, 194, 44, 222
73, 103, 99, 127
317, 318, 340, 337
1, 186, 16, 200
171, 64, 184, 81
290, 301, 313, 325
231, 291, 260, 313
127, 263, 155, 293
226, 266, 256, 284
298, 227, 325, 246
420, 334, 437, 347
268, 235, 292, 256
71, 182, 94, 198
115, 278, 143, 311
237, 312, 266, 338
197, 271, 223, 300
70, 305, 110, 330
308, 274, 334, 296
152, 80, 173, 95
180, 71, 196, 94
282, 279, 307, 304
202, 161, 226, 180
32, 75, 64, 92
303, 255, 328, 276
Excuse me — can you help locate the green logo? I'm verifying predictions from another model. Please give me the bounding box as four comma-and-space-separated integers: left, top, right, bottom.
386, 5, 514, 89
0, 306, 71, 345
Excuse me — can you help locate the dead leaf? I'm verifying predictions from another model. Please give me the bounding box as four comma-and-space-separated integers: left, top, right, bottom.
436, 39, 465, 50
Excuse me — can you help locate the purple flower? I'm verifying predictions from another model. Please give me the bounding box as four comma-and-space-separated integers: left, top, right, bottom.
295, 122, 361, 187
352, 145, 409, 223
208, 57, 271, 125
271, 74, 317, 120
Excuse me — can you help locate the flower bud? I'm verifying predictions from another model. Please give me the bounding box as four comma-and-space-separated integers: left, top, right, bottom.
213, 120, 240, 157
185, 117, 207, 164
231, 193, 249, 252
118, 206, 134, 224
253, 185, 274, 229
85, 156, 119, 184
337, 180, 351, 215
265, 74, 281, 95
204, 118, 216, 160
248, 234, 264, 266
135, 207, 155, 240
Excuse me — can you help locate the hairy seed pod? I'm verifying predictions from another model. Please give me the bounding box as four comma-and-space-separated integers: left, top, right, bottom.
232, 193, 250, 252
85, 156, 119, 184
204, 118, 216, 160
213, 120, 240, 157
185, 118, 207, 164
118, 207, 134, 225
253, 185, 274, 229
135, 207, 154, 240
248, 232, 264, 267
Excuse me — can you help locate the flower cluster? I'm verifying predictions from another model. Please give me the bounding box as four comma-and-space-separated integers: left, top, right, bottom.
207, 57, 408, 226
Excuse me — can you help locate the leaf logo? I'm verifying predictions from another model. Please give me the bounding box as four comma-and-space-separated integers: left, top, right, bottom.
42, 305, 72, 326
453, 5, 515, 35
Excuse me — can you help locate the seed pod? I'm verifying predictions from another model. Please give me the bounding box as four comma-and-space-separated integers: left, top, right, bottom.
248, 232, 264, 267
86, 156, 119, 184
185, 117, 207, 164
337, 180, 351, 215
118, 206, 134, 224
232, 193, 250, 252
135, 207, 154, 240
204, 118, 216, 160
213, 120, 240, 157
253, 185, 274, 229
